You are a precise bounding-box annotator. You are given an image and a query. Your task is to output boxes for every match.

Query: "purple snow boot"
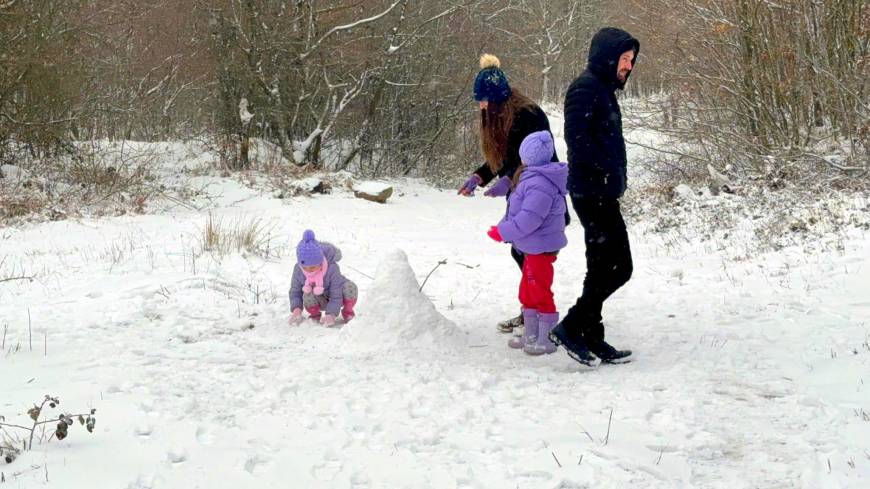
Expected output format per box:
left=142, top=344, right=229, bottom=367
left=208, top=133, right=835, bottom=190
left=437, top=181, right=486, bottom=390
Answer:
left=525, top=312, right=558, bottom=355
left=508, top=309, right=538, bottom=349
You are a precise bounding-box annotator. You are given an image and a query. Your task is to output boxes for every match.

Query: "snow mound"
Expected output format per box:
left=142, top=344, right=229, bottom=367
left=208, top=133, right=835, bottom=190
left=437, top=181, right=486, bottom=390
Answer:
left=342, top=249, right=464, bottom=351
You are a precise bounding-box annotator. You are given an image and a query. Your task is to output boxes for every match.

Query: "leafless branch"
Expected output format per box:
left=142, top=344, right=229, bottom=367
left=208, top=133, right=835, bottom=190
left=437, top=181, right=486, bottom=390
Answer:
left=300, top=1, right=403, bottom=60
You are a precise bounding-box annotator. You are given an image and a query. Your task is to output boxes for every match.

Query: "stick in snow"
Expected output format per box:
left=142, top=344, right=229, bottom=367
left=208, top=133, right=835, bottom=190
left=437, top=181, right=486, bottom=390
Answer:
left=0, top=275, right=33, bottom=284
left=578, top=423, right=594, bottom=442
left=346, top=265, right=374, bottom=280
left=419, top=259, right=447, bottom=292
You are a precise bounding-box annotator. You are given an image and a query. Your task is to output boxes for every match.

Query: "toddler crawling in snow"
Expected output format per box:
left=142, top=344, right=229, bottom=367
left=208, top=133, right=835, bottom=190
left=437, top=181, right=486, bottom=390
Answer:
left=288, top=230, right=358, bottom=327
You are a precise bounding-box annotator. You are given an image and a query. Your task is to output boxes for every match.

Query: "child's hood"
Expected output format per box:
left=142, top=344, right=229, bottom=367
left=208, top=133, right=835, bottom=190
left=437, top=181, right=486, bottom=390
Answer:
left=520, top=162, right=568, bottom=197
left=320, top=242, right=342, bottom=264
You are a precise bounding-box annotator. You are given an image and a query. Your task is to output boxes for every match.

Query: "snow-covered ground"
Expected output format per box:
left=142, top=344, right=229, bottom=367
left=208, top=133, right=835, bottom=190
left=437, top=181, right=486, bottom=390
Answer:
left=1, top=131, right=868, bottom=488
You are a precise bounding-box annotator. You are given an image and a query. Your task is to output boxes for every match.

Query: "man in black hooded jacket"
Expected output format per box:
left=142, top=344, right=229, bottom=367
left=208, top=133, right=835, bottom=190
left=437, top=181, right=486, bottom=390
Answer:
left=549, top=27, right=639, bottom=365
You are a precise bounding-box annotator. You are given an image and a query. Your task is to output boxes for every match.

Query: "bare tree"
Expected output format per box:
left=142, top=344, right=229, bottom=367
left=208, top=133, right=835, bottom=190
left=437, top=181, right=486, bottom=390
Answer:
left=196, top=0, right=409, bottom=169
left=0, top=0, right=91, bottom=159
left=3, top=0, right=864, bottom=193
left=616, top=0, right=868, bottom=186
left=485, top=0, right=602, bottom=103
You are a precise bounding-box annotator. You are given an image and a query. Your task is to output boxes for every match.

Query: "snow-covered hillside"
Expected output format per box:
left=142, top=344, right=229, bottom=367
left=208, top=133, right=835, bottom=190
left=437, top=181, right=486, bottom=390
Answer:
left=1, top=132, right=868, bottom=488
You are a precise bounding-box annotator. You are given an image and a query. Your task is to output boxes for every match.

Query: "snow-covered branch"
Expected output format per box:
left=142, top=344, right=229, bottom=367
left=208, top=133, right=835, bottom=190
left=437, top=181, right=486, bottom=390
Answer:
left=299, top=0, right=403, bottom=60
left=386, top=5, right=460, bottom=55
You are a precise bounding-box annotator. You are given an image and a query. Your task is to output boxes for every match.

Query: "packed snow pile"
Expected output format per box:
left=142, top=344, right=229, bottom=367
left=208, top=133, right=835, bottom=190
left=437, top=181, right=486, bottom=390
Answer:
left=342, top=249, right=465, bottom=351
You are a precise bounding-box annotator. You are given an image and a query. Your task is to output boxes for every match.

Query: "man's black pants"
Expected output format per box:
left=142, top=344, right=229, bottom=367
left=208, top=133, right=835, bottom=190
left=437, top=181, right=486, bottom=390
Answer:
left=563, top=196, right=633, bottom=342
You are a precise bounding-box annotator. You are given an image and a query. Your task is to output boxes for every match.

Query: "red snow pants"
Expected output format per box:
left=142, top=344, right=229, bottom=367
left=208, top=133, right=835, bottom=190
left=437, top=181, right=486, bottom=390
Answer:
left=518, top=253, right=557, bottom=313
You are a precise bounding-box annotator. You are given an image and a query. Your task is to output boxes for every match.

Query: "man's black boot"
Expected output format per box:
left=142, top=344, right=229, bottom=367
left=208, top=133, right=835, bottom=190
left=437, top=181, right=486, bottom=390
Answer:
left=586, top=336, right=632, bottom=364
left=549, top=321, right=599, bottom=366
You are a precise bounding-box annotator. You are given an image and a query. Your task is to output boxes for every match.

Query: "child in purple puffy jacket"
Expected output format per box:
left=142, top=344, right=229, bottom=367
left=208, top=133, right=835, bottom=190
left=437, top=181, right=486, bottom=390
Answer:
left=487, top=131, right=568, bottom=354
left=288, top=230, right=358, bottom=327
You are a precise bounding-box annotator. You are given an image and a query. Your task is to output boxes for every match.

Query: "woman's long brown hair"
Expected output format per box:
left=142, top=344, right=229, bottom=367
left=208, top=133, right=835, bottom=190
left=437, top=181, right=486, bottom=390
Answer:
left=480, top=88, right=535, bottom=174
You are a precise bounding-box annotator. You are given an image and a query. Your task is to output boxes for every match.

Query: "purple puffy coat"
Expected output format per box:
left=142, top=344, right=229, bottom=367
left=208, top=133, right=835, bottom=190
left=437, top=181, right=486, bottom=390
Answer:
left=497, top=162, right=569, bottom=255
left=288, top=242, right=347, bottom=315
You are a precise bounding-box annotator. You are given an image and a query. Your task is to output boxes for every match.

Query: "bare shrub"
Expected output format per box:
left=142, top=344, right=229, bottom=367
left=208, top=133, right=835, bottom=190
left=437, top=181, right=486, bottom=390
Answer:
left=1, top=140, right=164, bottom=221
left=623, top=181, right=870, bottom=259
left=0, top=395, right=97, bottom=466
left=0, top=189, right=48, bottom=221
left=200, top=214, right=277, bottom=258
left=617, top=0, right=868, bottom=189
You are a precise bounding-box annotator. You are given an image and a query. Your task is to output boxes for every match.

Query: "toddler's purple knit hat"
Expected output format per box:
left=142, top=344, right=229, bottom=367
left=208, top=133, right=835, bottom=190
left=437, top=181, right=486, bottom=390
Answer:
left=519, top=130, right=555, bottom=166
left=296, top=229, right=324, bottom=266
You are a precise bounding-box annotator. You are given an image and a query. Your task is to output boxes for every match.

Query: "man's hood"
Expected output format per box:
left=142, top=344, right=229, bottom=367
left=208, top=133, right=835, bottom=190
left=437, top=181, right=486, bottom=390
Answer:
left=587, top=27, right=640, bottom=90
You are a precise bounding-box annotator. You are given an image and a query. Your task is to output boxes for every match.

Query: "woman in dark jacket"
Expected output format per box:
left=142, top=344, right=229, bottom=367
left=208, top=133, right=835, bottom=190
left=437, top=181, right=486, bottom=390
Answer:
left=458, top=54, right=559, bottom=333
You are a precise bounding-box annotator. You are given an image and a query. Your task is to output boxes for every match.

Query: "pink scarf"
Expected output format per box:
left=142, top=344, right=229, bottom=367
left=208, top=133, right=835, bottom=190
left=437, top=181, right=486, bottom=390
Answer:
left=301, top=258, right=328, bottom=295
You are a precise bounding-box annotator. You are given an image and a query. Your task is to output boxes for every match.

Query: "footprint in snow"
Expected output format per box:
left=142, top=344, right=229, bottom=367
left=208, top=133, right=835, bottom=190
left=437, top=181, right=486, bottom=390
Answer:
left=279, top=383, right=299, bottom=399
left=126, top=473, right=158, bottom=489
left=195, top=425, right=214, bottom=445
left=167, top=447, right=188, bottom=464
left=513, top=470, right=553, bottom=485
left=350, top=470, right=371, bottom=489
left=347, top=423, right=367, bottom=441
left=133, top=423, right=154, bottom=438
left=243, top=453, right=272, bottom=475
left=551, top=481, right=590, bottom=489
left=312, top=450, right=343, bottom=481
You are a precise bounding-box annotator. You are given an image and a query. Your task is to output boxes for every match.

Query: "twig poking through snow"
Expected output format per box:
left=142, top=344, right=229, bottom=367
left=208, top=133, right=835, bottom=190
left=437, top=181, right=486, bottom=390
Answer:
left=578, top=424, right=594, bottom=442
left=419, top=259, right=447, bottom=293
left=604, top=408, right=613, bottom=445
left=0, top=275, right=33, bottom=284
left=346, top=265, right=374, bottom=280
left=551, top=451, right=562, bottom=468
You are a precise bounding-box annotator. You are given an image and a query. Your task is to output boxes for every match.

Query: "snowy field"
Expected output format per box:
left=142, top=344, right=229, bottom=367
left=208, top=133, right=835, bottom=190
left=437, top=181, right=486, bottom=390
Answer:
left=1, top=129, right=869, bottom=488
